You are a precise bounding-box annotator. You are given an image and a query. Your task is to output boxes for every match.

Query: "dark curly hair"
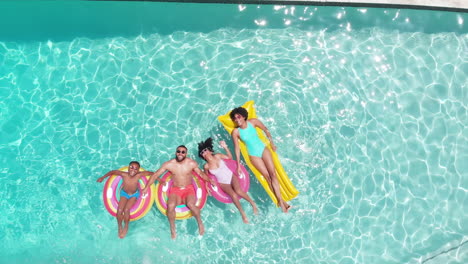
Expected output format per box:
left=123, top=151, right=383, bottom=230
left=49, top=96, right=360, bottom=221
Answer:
left=129, top=161, right=140, bottom=167
left=198, top=137, right=214, bottom=160
left=229, top=107, right=248, bottom=121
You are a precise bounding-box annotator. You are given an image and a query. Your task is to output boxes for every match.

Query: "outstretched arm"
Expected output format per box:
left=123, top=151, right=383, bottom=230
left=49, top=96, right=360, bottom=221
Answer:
left=202, top=164, right=213, bottom=194
left=142, top=165, right=167, bottom=193
left=231, top=129, right=242, bottom=168
left=251, top=118, right=276, bottom=151
left=138, top=171, right=154, bottom=178
left=203, top=164, right=209, bottom=175
left=97, top=170, right=126, bottom=183
left=194, top=166, right=214, bottom=184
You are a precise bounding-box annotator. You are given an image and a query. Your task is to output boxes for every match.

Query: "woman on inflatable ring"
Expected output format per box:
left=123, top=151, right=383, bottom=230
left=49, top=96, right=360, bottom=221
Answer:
left=198, top=138, right=258, bottom=224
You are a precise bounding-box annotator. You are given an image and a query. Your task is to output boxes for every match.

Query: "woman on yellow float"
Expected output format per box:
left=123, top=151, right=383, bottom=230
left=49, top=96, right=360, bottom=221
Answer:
left=230, top=106, right=291, bottom=213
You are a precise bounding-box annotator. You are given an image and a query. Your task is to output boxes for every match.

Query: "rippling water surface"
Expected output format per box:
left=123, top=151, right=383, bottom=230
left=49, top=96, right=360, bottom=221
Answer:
left=0, top=3, right=467, bottom=264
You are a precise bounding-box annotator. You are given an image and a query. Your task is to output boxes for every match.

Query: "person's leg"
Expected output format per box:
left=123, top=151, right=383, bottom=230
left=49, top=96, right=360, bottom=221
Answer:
left=116, top=197, right=128, bottom=238
left=231, top=175, right=258, bottom=215
left=166, top=193, right=181, bottom=239
left=219, top=182, right=248, bottom=223
left=249, top=156, right=275, bottom=194
left=250, top=150, right=289, bottom=212
left=185, top=195, right=205, bottom=236
left=120, top=197, right=138, bottom=238
left=261, top=148, right=290, bottom=212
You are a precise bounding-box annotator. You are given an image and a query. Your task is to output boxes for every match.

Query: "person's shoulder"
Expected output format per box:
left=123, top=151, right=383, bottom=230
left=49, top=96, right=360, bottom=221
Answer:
left=186, top=157, right=197, bottom=164
left=185, top=158, right=199, bottom=167
left=214, top=153, right=225, bottom=159
left=138, top=170, right=153, bottom=175
left=119, top=171, right=130, bottom=176
left=249, top=118, right=263, bottom=127
left=167, top=158, right=178, bottom=165
left=161, top=159, right=176, bottom=168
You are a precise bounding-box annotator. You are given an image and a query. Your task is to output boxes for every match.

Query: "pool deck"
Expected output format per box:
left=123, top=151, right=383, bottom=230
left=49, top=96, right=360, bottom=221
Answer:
left=250, top=0, right=468, bottom=11
left=320, top=0, right=467, bottom=10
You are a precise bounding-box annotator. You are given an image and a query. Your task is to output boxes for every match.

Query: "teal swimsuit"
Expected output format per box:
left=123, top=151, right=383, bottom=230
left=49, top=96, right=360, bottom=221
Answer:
left=239, top=122, right=265, bottom=157
left=120, top=189, right=140, bottom=199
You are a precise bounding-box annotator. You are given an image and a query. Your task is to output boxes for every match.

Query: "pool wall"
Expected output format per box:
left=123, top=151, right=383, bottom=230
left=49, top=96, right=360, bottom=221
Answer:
left=0, top=1, right=466, bottom=42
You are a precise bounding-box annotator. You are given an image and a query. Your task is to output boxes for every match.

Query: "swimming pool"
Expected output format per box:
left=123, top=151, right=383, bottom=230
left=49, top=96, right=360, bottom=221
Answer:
left=0, top=1, right=467, bottom=263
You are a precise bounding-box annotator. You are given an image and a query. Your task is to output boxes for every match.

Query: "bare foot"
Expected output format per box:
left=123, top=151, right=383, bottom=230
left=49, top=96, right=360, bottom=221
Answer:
left=280, top=202, right=291, bottom=213
left=198, top=222, right=205, bottom=236
left=118, top=226, right=122, bottom=238
left=120, top=225, right=128, bottom=239
left=170, top=227, right=177, bottom=240
left=242, top=215, right=249, bottom=224
left=253, top=205, right=259, bottom=215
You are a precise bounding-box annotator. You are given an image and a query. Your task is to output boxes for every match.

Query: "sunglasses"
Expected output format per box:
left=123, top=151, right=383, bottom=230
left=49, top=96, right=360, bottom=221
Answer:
left=200, top=148, right=210, bottom=155
left=232, top=114, right=244, bottom=121
left=176, top=150, right=186, bottom=154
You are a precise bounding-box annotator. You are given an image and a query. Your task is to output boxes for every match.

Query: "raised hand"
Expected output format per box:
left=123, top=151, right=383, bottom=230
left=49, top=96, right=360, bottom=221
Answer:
left=219, top=140, right=228, bottom=148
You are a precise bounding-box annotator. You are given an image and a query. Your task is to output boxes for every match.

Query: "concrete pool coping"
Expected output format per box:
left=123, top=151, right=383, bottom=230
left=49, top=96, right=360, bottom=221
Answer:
left=270, top=0, right=467, bottom=10
left=155, top=0, right=468, bottom=12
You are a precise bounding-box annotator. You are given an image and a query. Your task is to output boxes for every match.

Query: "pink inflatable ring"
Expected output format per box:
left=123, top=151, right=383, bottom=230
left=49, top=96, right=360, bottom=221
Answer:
left=102, top=166, right=155, bottom=221
left=207, top=159, right=250, bottom=203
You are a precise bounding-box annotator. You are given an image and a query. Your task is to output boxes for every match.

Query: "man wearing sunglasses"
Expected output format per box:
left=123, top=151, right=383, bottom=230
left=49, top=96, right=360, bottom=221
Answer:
left=143, top=145, right=213, bottom=239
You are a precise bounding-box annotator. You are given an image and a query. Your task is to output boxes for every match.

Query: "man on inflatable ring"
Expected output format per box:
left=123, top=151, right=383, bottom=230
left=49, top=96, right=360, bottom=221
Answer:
left=97, top=161, right=155, bottom=239
left=142, top=145, right=214, bottom=239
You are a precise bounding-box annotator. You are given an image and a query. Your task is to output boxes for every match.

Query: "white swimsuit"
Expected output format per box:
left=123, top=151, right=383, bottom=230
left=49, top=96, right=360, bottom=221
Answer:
left=209, top=159, right=233, bottom=184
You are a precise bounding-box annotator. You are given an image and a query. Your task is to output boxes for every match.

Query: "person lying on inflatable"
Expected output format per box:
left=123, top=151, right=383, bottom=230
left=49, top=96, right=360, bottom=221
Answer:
left=198, top=137, right=258, bottom=223
left=230, top=106, right=291, bottom=213
left=143, top=145, right=213, bottom=239
left=97, top=161, right=155, bottom=239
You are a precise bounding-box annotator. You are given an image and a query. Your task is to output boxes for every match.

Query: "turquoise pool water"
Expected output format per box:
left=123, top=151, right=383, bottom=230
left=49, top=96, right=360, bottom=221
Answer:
left=0, top=1, right=467, bottom=263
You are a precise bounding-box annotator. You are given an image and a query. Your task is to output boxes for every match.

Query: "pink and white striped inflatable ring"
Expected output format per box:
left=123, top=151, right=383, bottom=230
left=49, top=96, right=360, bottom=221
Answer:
left=154, top=171, right=208, bottom=220
left=102, top=166, right=155, bottom=221
left=207, top=159, right=250, bottom=203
